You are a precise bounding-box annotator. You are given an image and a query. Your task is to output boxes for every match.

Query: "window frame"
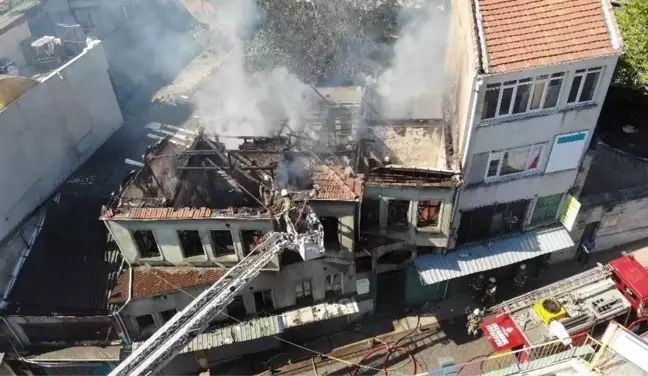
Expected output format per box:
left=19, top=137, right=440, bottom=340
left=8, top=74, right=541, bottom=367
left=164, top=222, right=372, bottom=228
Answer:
left=324, top=273, right=343, bottom=299
left=135, top=314, right=156, bottom=330
left=416, top=200, right=443, bottom=230
left=484, top=143, right=545, bottom=182
left=160, top=309, right=177, bottom=323
left=567, top=67, right=602, bottom=105
left=131, top=229, right=162, bottom=259
left=295, top=278, right=313, bottom=305
left=387, top=199, right=410, bottom=230
left=482, top=72, right=565, bottom=120
left=177, top=229, right=206, bottom=258
left=253, top=289, right=275, bottom=312
left=209, top=229, right=236, bottom=257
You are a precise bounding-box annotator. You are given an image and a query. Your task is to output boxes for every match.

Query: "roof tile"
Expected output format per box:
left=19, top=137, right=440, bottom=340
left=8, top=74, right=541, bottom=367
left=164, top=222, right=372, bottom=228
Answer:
left=109, top=267, right=226, bottom=303
left=126, top=207, right=213, bottom=220
left=478, top=0, right=619, bottom=73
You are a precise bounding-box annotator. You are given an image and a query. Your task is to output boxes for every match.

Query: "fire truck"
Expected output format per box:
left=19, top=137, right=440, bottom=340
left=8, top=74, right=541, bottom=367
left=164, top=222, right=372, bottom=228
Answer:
left=480, top=255, right=648, bottom=354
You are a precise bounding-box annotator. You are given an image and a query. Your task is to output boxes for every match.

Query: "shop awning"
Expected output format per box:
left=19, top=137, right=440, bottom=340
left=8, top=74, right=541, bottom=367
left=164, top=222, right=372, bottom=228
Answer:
left=415, top=226, right=574, bottom=285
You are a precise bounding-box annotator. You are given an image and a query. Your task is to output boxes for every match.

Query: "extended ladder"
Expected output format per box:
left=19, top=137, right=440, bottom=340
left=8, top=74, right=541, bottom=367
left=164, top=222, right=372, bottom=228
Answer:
left=109, top=232, right=291, bottom=376
left=490, top=263, right=613, bottom=314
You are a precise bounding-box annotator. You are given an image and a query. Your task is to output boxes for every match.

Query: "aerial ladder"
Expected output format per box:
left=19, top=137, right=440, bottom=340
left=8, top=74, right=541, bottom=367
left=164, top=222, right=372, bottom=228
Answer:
left=109, top=210, right=324, bottom=376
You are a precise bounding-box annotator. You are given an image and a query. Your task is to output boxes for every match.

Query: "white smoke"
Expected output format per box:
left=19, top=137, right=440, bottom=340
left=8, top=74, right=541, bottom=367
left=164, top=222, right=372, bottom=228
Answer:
left=192, top=0, right=318, bottom=148
left=377, top=0, right=449, bottom=118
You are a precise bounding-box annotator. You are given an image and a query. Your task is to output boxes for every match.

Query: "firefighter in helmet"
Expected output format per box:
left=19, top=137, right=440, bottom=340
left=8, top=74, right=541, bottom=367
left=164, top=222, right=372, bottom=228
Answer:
left=472, top=273, right=486, bottom=294
left=466, top=308, right=483, bottom=337
left=514, top=264, right=528, bottom=288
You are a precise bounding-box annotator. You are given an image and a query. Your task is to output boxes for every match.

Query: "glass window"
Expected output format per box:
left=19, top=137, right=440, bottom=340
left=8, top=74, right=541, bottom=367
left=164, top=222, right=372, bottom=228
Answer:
left=567, top=67, right=602, bottom=104
left=324, top=273, right=342, bottom=299
left=530, top=193, right=563, bottom=225
left=133, top=230, right=160, bottom=258
left=482, top=73, right=565, bottom=119
left=486, top=144, right=544, bottom=180
left=417, top=200, right=442, bottom=228
left=295, top=279, right=313, bottom=305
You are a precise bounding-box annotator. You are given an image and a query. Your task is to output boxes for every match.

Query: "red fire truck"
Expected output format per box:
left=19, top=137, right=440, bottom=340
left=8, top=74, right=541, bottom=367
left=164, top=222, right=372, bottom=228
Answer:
left=480, top=255, right=648, bottom=354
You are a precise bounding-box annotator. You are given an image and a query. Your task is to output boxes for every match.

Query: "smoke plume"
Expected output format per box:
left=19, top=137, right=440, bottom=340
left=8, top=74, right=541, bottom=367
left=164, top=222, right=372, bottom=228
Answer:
left=376, top=0, right=449, bottom=118
left=192, top=0, right=319, bottom=148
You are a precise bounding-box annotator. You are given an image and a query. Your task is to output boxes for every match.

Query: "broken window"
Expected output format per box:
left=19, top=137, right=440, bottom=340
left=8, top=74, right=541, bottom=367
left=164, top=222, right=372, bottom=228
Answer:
left=417, top=200, right=441, bottom=228
left=227, top=295, right=247, bottom=321
left=530, top=193, right=563, bottom=226
left=210, top=230, right=235, bottom=256
left=320, top=217, right=340, bottom=249
left=241, top=230, right=265, bottom=255
left=160, top=309, right=177, bottom=322
left=133, top=230, right=160, bottom=258
left=361, top=199, right=380, bottom=229
left=482, top=73, right=565, bottom=119
left=568, top=67, right=602, bottom=104
left=253, top=289, right=274, bottom=312
left=178, top=230, right=205, bottom=258
left=324, top=273, right=342, bottom=299
left=295, top=279, right=313, bottom=306
left=486, top=144, right=544, bottom=179
left=387, top=200, right=409, bottom=230
left=136, top=314, right=155, bottom=330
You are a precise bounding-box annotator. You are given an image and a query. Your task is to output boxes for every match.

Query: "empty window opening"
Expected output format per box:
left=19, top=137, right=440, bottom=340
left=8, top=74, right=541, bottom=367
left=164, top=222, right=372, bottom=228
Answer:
left=387, top=200, right=409, bottom=230
left=280, top=249, right=304, bottom=266
left=160, top=309, right=177, bottom=322
left=178, top=230, right=204, bottom=258
left=210, top=230, right=235, bottom=256
left=320, top=216, right=340, bottom=249
left=325, top=273, right=342, bottom=299
left=227, top=295, right=247, bottom=321
left=361, top=199, right=380, bottom=229
left=355, top=255, right=373, bottom=273
left=241, top=230, right=265, bottom=255
left=482, top=73, right=565, bottom=119
left=133, top=230, right=160, bottom=258
left=254, top=289, right=274, bottom=312
left=417, top=200, right=441, bottom=228
left=530, top=194, right=563, bottom=226
left=295, top=279, right=313, bottom=306
left=486, top=144, right=544, bottom=180
left=136, top=314, right=155, bottom=330
left=568, top=67, right=602, bottom=104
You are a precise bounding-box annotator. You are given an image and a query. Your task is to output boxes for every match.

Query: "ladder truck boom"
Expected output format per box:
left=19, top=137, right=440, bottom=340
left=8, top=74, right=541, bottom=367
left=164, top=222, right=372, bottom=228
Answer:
left=110, top=210, right=323, bottom=376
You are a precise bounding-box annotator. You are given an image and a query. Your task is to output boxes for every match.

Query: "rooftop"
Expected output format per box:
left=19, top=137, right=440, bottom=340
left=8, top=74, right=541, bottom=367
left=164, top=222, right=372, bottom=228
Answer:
left=110, top=267, right=226, bottom=304
left=476, top=0, right=620, bottom=73
left=359, top=123, right=459, bottom=187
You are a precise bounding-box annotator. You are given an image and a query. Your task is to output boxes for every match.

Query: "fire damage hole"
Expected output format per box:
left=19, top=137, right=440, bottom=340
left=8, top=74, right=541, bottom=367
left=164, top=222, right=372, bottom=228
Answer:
left=133, top=229, right=161, bottom=258
left=210, top=230, right=235, bottom=256
left=227, top=296, right=247, bottom=321
left=178, top=230, right=205, bottom=257
left=377, top=249, right=412, bottom=265
left=253, top=289, right=274, bottom=313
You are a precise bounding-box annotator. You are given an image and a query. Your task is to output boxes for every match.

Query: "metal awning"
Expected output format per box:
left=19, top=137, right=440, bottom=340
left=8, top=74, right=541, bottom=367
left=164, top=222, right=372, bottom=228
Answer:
left=416, top=226, right=574, bottom=285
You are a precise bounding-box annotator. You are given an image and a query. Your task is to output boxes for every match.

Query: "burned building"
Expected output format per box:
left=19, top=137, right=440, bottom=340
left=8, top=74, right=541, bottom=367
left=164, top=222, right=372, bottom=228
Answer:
left=102, top=131, right=368, bottom=371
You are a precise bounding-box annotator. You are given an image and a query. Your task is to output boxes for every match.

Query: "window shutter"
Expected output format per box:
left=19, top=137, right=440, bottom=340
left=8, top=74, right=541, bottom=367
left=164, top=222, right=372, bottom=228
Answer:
left=466, top=152, right=489, bottom=185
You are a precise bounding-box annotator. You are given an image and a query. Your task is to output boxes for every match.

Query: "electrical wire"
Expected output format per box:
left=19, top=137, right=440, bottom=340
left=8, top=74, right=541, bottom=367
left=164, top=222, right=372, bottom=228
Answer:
left=141, top=267, right=408, bottom=375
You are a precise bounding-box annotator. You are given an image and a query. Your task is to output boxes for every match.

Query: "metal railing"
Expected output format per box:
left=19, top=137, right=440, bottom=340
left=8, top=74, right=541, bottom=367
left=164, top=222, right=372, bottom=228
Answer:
left=590, top=346, right=645, bottom=376
left=428, top=333, right=600, bottom=376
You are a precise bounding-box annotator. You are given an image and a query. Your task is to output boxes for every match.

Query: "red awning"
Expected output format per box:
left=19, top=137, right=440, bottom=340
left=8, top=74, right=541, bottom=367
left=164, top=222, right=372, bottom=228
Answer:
left=480, top=314, right=527, bottom=351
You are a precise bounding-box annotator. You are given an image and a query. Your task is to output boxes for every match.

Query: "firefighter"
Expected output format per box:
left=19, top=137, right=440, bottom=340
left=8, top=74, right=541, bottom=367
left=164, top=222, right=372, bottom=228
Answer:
left=466, top=308, right=483, bottom=337
left=482, top=277, right=497, bottom=305
left=514, top=264, right=528, bottom=288
left=472, top=273, right=486, bottom=294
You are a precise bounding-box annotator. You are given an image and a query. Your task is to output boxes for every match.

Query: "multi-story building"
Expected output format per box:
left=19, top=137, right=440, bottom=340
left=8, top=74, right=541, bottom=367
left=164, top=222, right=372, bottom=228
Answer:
left=417, top=0, right=623, bottom=290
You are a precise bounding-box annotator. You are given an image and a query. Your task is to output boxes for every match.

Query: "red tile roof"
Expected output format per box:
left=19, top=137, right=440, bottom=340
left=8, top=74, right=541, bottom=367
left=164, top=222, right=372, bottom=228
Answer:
left=312, top=165, right=363, bottom=200
left=109, top=267, right=226, bottom=303
left=128, top=207, right=212, bottom=219
left=478, top=0, right=618, bottom=73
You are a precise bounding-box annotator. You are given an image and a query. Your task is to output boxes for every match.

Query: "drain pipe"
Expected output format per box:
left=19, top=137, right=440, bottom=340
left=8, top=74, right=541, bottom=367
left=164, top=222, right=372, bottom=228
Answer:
left=460, top=77, right=483, bottom=169
left=0, top=210, right=47, bottom=310
left=104, top=220, right=134, bottom=344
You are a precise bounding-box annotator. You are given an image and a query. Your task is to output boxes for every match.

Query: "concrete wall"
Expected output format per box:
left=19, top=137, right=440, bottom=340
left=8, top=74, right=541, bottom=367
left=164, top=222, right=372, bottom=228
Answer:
left=450, top=55, right=619, bottom=247
left=0, top=21, right=30, bottom=68
left=0, top=40, right=122, bottom=243
left=444, top=0, right=479, bottom=158
left=565, top=185, right=648, bottom=260
left=120, top=259, right=356, bottom=338
left=105, top=217, right=275, bottom=266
